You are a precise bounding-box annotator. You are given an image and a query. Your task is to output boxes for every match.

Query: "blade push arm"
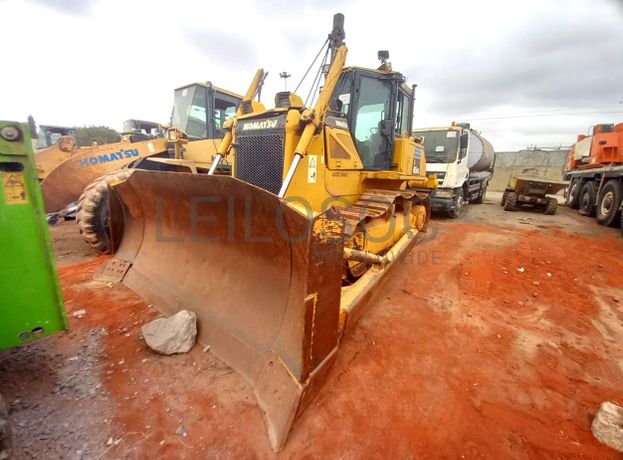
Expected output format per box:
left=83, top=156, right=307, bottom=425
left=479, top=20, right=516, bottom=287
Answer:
left=278, top=45, right=347, bottom=197
left=208, top=69, right=266, bottom=175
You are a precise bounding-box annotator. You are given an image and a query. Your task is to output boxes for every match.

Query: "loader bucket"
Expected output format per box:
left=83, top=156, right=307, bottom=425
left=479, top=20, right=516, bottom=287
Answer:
left=106, top=170, right=345, bottom=450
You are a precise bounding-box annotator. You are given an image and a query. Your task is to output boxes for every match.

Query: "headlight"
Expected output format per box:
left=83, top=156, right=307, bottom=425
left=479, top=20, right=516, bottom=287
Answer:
left=167, top=128, right=178, bottom=142
left=434, top=189, right=455, bottom=199
left=0, top=126, right=21, bottom=141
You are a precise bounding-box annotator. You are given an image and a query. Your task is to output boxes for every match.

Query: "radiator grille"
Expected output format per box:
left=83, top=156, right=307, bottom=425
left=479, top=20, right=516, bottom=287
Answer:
left=234, top=133, right=285, bottom=194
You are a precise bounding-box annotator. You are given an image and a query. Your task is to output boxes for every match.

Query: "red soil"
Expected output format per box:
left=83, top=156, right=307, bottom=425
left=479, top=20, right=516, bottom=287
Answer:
left=57, top=221, right=623, bottom=458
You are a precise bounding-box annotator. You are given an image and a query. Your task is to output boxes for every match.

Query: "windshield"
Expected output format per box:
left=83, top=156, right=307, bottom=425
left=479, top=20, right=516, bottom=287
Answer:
left=213, top=97, right=237, bottom=138
left=172, top=85, right=208, bottom=138
left=36, top=129, right=50, bottom=149
left=413, top=130, right=459, bottom=163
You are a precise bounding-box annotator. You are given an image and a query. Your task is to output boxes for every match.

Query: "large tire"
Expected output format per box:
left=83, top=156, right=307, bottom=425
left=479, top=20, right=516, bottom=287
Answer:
left=448, top=188, right=464, bottom=219
left=544, top=197, right=558, bottom=215
left=76, top=170, right=132, bottom=253
left=596, top=180, right=622, bottom=227
left=578, top=181, right=596, bottom=217
left=504, top=191, right=518, bottom=211
left=473, top=183, right=487, bottom=204
left=566, top=179, right=582, bottom=209
left=500, top=190, right=509, bottom=206
left=0, top=395, right=12, bottom=460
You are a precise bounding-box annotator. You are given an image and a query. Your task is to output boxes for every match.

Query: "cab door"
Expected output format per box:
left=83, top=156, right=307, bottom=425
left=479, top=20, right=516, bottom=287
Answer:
left=351, top=75, right=395, bottom=170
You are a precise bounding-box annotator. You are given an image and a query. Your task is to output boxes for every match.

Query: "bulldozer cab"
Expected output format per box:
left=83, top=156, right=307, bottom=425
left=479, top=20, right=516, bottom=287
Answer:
left=171, top=83, right=240, bottom=140
left=331, top=68, right=414, bottom=170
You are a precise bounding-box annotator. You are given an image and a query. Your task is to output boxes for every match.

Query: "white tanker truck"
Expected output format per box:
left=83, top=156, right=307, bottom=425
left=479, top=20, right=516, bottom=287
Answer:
left=413, top=122, right=495, bottom=218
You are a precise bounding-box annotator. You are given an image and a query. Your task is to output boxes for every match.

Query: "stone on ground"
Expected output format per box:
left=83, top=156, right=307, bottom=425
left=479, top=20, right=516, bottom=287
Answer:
left=592, top=401, right=623, bottom=452
left=141, top=310, right=197, bottom=355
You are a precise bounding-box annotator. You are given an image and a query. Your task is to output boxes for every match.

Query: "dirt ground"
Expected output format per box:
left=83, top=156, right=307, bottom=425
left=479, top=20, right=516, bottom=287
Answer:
left=1, top=195, right=622, bottom=459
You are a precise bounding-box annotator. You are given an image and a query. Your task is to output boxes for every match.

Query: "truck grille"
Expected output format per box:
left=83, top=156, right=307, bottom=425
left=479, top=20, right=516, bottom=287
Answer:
left=234, top=133, right=285, bottom=194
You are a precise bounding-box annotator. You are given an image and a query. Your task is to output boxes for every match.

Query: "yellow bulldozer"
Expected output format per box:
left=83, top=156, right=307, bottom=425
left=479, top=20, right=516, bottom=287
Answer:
left=37, top=82, right=243, bottom=219
left=74, top=81, right=261, bottom=253
left=99, top=13, right=435, bottom=450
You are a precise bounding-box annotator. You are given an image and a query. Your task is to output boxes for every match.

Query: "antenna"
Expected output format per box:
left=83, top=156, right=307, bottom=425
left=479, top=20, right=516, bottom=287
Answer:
left=279, top=72, right=291, bottom=91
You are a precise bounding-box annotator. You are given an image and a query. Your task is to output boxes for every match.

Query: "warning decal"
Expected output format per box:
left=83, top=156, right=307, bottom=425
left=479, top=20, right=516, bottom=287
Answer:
left=307, top=155, right=318, bottom=183
left=3, top=172, right=28, bottom=205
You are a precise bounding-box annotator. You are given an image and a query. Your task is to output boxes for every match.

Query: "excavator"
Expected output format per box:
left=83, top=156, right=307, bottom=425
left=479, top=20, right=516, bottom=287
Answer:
left=99, top=13, right=436, bottom=450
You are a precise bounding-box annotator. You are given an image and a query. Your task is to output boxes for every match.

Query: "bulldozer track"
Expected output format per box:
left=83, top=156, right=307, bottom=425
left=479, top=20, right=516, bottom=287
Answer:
left=337, top=188, right=429, bottom=237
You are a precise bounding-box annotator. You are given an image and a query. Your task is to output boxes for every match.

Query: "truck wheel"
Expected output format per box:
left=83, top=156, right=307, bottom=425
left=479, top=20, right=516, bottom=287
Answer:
left=473, top=184, right=487, bottom=204
left=448, top=188, right=464, bottom=219
left=565, top=179, right=582, bottom=209
left=0, top=395, right=12, bottom=460
left=544, top=197, right=558, bottom=215
left=596, top=180, right=622, bottom=227
left=76, top=169, right=132, bottom=254
left=500, top=190, right=509, bottom=206
left=504, top=191, right=518, bottom=211
left=578, top=181, right=596, bottom=217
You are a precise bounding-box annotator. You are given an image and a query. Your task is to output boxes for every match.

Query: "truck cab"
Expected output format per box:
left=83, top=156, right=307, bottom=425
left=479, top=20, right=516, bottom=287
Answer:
left=413, top=123, right=494, bottom=218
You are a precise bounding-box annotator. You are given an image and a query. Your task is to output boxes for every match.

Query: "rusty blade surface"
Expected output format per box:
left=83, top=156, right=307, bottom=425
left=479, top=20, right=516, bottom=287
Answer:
left=40, top=138, right=168, bottom=212
left=109, top=170, right=344, bottom=450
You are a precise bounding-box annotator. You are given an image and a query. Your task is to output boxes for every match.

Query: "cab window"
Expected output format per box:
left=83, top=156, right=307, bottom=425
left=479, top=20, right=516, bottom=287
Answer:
left=172, top=86, right=208, bottom=138
left=395, top=90, right=411, bottom=136
left=353, top=76, right=392, bottom=169
left=213, top=96, right=238, bottom=138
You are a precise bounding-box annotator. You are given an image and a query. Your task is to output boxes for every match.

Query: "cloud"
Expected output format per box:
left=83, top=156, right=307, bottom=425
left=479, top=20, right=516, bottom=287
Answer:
left=412, top=13, right=623, bottom=116
left=2, top=0, right=622, bottom=150
left=181, top=28, right=260, bottom=70
left=24, top=0, right=95, bottom=16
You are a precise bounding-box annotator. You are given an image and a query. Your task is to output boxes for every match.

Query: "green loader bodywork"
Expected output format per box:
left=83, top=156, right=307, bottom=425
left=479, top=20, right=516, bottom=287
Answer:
left=0, top=121, right=67, bottom=350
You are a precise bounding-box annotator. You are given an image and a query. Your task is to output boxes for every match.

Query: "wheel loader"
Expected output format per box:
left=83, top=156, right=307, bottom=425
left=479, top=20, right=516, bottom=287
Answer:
left=98, top=13, right=436, bottom=450
left=39, top=83, right=243, bottom=216
left=75, top=78, right=263, bottom=253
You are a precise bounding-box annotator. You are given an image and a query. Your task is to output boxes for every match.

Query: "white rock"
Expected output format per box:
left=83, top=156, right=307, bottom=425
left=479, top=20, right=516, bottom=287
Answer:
left=141, top=310, right=197, bottom=355
left=592, top=401, right=623, bottom=452
left=72, top=309, right=86, bottom=318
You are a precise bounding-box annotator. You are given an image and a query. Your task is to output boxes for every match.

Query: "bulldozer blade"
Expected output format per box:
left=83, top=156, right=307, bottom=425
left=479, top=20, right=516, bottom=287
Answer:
left=108, top=170, right=345, bottom=450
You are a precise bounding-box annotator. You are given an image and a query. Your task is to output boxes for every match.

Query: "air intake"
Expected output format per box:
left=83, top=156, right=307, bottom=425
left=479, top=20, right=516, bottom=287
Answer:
left=241, top=100, right=254, bottom=115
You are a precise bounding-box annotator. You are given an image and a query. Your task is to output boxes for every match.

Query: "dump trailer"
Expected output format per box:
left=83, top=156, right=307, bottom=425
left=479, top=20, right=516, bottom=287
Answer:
left=501, top=175, right=567, bottom=214
left=413, top=123, right=495, bottom=218
left=0, top=120, right=68, bottom=459
left=564, top=122, right=623, bottom=228
left=39, top=83, right=242, bottom=215
left=75, top=81, right=247, bottom=253
left=98, top=13, right=435, bottom=450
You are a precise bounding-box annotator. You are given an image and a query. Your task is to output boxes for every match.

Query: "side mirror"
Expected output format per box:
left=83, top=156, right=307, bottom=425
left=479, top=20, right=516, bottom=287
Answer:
left=459, top=132, right=469, bottom=160
left=460, top=132, right=469, bottom=150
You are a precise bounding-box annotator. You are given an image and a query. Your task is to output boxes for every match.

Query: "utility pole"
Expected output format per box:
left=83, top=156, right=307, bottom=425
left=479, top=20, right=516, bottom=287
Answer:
left=279, top=72, right=291, bottom=91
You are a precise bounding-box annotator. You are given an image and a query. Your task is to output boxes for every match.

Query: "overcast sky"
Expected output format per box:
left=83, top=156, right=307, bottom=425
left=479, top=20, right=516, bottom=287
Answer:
left=1, top=0, right=622, bottom=150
